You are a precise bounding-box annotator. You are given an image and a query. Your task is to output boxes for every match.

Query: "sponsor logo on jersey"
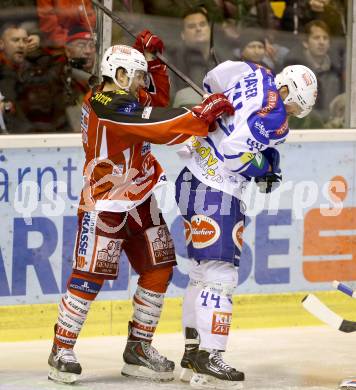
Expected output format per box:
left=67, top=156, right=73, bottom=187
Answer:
left=78, top=212, right=91, bottom=256
left=275, top=118, right=289, bottom=136
left=239, top=152, right=255, bottom=164
left=118, top=102, right=138, bottom=114
left=254, top=119, right=269, bottom=138
left=232, top=221, right=244, bottom=252
left=212, top=311, right=232, bottom=335
left=146, top=225, right=176, bottom=264
left=183, top=219, right=192, bottom=244
left=190, top=136, right=219, bottom=177
left=142, top=106, right=152, bottom=119
left=69, top=278, right=101, bottom=295
left=247, top=138, right=264, bottom=151
left=141, top=141, right=151, bottom=155
left=191, top=215, right=221, bottom=249
left=91, top=92, right=112, bottom=105
left=94, top=238, right=121, bottom=276
left=258, top=91, right=278, bottom=117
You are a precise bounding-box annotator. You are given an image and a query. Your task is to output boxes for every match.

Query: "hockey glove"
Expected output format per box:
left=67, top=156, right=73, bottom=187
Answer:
left=255, top=148, right=282, bottom=193
left=134, top=30, right=164, bottom=54
left=191, top=93, right=234, bottom=130
left=255, top=172, right=282, bottom=193
left=262, top=148, right=280, bottom=173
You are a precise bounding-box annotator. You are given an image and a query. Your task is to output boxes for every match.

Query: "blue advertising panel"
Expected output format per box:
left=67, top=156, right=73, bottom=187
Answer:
left=0, top=141, right=355, bottom=305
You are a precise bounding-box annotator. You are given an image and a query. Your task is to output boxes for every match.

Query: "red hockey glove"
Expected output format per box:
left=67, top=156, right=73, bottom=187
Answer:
left=133, top=30, right=164, bottom=54
left=191, top=93, right=234, bottom=130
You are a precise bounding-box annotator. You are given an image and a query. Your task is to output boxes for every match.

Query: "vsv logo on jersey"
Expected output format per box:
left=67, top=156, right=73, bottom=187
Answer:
left=212, top=311, right=232, bottom=335
left=191, top=215, right=221, bottom=249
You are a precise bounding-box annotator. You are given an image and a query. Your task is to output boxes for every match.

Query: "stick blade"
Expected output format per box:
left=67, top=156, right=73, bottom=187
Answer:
left=302, top=294, right=343, bottom=330
left=339, top=319, right=356, bottom=333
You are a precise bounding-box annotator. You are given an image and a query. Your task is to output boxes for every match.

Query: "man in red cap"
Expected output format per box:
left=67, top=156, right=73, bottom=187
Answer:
left=65, top=27, right=95, bottom=74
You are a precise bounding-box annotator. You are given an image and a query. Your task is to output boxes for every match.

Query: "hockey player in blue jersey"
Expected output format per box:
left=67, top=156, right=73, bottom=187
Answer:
left=175, top=62, right=318, bottom=389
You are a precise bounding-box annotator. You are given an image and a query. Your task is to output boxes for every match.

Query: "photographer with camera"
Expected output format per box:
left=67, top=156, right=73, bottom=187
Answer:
left=63, top=27, right=96, bottom=131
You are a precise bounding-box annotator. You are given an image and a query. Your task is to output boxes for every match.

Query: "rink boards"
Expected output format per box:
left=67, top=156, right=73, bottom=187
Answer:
left=0, top=131, right=355, bottom=341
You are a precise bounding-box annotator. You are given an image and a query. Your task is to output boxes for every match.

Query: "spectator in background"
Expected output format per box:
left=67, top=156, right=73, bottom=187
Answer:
left=36, top=0, right=96, bottom=49
left=64, top=27, right=96, bottom=131
left=281, top=0, right=346, bottom=36
left=64, top=26, right=95, bottom=74
left=234, top=30, right=267, bottom=66
left=168, top=6, right=227, bottom=107
left=284, top=20, right=341, bottom=127
left=0, top=23, right=30, bottom=133
left=167, top=7, right=216, bottom=94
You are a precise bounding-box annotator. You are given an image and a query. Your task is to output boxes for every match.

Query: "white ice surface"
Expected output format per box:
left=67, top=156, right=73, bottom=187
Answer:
left=1, top=326, right=355, bottom=390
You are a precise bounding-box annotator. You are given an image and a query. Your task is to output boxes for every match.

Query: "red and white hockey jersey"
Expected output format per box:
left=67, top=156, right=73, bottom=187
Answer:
left=79, top=64, right=208, bottom=212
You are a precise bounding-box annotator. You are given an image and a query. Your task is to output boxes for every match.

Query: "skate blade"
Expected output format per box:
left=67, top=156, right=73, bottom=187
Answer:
left=190, top=373, right=244, bottom=390
left=121, top=363, right=174, bottom=382
left=339, top=378, right=356, bottom=389
left=180, top=367, right=193, bottom=382
left=48, top=366, right=79, bottom=384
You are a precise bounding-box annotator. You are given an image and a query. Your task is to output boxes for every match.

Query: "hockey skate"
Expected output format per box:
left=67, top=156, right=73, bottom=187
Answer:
left=121, top=322, right=175, bottom=382
left=339, top=378, right=356, bottom=389
left=180, top=327, right=200, bottom=382
left=190, top=349, right=244, bottom=389
left=48, top=345, right=82, bottom=384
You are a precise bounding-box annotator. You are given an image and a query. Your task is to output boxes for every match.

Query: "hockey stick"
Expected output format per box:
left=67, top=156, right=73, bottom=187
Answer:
left=333, top=280, right=356, bottom=298
left=92, top=0, right=205, bottom=97
left=302, top=294, right=356, bottom=333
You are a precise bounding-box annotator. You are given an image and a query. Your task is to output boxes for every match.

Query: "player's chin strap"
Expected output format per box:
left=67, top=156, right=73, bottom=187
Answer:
left=189, top=278, right=235, bottom=296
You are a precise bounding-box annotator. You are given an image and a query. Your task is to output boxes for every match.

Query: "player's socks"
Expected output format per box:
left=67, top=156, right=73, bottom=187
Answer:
left=48, top=272, right=103, bottom=383
left=122, top=267, right=175, bottom=381
left=190, top=349, right=244, bottom=389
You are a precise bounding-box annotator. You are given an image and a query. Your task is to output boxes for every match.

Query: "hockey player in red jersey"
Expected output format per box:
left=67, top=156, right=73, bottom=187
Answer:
left=47, top=29, right=234, bottom=384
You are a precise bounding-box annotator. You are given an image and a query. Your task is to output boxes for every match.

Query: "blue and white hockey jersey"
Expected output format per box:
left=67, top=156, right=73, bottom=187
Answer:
left=180, top=61, right=289, bottom=198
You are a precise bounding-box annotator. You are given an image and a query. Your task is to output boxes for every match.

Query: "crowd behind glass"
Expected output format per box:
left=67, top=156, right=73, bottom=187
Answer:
left=0, top=0, right=347, bottom=134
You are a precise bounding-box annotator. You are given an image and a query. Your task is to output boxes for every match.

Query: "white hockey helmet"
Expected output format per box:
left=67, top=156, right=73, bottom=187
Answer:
left=101, top=44, right=148, bottom=89
left=275, top=65, right=317, bottom=118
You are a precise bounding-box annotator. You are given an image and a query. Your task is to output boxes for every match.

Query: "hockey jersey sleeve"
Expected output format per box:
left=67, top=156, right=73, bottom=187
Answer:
left=138, top=60, right=169, bottom=107
left=90, top=91, right=208, bottom=146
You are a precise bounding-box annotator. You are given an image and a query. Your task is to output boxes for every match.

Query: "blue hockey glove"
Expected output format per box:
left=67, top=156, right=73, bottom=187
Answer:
left=255, top=148, right=282, bottom=193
